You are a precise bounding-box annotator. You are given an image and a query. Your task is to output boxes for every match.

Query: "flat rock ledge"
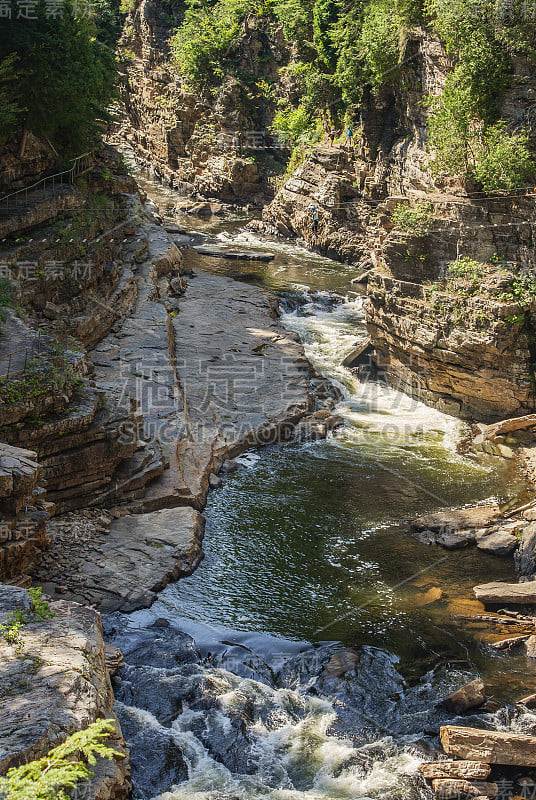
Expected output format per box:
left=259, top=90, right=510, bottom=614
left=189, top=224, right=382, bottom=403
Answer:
left=473, top=581, right=536, bottom=606
left=33, top=257, right=317, bottom=613
left=35, top=507, right=204, bottom=613
left=0, top=585, right=130, bottom=799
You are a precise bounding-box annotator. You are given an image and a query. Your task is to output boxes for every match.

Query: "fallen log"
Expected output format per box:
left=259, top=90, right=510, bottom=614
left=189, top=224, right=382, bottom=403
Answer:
left=419, top=761, right=491, bottom=780
left=453, top=613, right=534, bottom=630
left=518, top=692, right=536, bottom=708
left=483, top=414, right=536, bottom=441
left=504, top=499, right=536, bottom=519
left=440, top=725, right=536, bottom=766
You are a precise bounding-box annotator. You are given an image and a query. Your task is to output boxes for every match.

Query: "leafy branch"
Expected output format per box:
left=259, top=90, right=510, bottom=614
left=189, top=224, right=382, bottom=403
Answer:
left=0, top=719, right=122, bottom=800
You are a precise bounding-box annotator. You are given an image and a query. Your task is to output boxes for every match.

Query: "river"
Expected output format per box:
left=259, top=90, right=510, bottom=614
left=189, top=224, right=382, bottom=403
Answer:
left=105, top=168, right=536, bottom=800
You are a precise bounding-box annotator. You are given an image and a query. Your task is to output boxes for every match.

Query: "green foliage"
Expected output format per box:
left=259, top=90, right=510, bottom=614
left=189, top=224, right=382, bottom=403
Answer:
left=274, top=0, right=314, bottom=53
left=0, top=615, right=25, bottom=652
left=474, top=122, right=535, bottom=190
left=426, top=0, right=513, bottom=122
left=171, top=0, right=257, bottom=86
left=0, top=277, right=12, bottom=332
left=272, top=102, right=315, bottom=145
left=0, top=587, right=55, bottom=653
left=0, top=55, right=21, bottom=138
left=169, top=0, right=535, bottom=188
left=429, top=89, right=535, bottom=189
left=500, top=274, right=536, bottom=305
left=313, top=0, right=339, bottom=68
left=359, top=0, right=400, bottom=86
left=391, top=202, right=434, bottom=234
left=0, top=278, right=11, bottom=309
left=0, top=349, right=78, bottom=407
left=0, top=8, right=117, bottom=155
left=27, top=587, right=55, bottom=622
left=428, top=76, right=480, bottom=179
left=426, top=0, right=535, bottom=189
left=0, top=719, right=121, bottom=800
left=444, top=257, right=488, bottom=295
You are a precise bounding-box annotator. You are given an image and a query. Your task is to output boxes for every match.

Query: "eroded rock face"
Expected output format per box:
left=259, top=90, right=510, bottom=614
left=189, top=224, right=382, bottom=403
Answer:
left=0, top=443, right=52, bottom=582
left=118, top=0, right=290, bottom=203
left=258, top=145, right=377, bottom=263
left=0, top=585, right=130, bottom=799
left=0, top=132, right=59, bottom=195
left=364, top=267, right=536, bottom=422
left=256, top=31, right=536, bottom=422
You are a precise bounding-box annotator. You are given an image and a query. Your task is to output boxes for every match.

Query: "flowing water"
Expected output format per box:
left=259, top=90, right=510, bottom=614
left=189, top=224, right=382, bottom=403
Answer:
left=107, top=166, right=536, bottom=800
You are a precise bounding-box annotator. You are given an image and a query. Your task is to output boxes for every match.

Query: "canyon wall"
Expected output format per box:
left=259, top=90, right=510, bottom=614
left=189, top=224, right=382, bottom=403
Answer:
left=257, top=30, right=536, bottom=422
left=118, top=0, right=292, bottom=203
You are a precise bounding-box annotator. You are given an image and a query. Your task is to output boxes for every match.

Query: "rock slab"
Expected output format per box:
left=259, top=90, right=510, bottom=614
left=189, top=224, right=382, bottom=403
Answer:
left=0, top=586, right=129, bottom=798
left=441, top=725, right=536, bottom=766
left=37, top=507, right=204, bottom=613
left=419, top=761, right=491, bottom=780
left=473, top=581, right=536, bottom=606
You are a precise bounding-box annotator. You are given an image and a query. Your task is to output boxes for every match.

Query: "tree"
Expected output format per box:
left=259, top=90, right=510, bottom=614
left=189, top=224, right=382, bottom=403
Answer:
left=312, top=0, right=339, bottom=68
left=359, top=0, right=400, bottom=87
left=0, top=55, right=21, bottom=139
left=0, top=5, right=117, bottom=155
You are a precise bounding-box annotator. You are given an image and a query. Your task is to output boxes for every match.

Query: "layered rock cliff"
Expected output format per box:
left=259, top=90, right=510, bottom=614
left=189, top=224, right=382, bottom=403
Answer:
left=256, top=29, right=536, bottom=422
left=118, top=0, right=292, bottom=203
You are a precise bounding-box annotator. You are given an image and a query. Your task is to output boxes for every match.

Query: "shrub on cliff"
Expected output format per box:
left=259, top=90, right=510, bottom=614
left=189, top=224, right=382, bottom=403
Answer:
left=0, top=719, right=121, bottom=800
left=474, top=123, right=535, bottom=191
left=359, top=0, right=401, bottom=87
left=171, top=0, right=263, bottom=86
left=0, top=278, right=12, bottom=336
left=426, top=0, right=535, bottom=190
left=391, top=202, right=434, bottom=234
left=429, top=88, right=535, bottom=190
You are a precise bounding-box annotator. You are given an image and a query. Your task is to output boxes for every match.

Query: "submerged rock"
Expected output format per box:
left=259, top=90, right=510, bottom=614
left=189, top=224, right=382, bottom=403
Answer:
left=194, top=245, right=275, bottom=261
left=441, top=679, right=486, bottom=714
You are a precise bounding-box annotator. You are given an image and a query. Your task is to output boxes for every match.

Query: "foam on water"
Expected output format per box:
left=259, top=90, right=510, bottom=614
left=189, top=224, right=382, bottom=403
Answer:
left=152, top=685, right=422, bottom=800
left=282, top=295, right=483, bottom=469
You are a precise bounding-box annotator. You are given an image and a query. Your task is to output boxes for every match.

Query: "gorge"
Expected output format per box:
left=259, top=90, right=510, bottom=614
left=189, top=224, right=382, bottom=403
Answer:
left=2, top=1, right=536, bottom=799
